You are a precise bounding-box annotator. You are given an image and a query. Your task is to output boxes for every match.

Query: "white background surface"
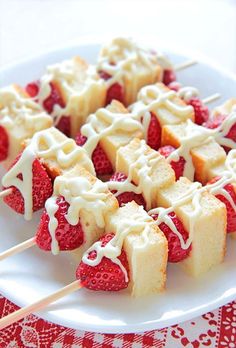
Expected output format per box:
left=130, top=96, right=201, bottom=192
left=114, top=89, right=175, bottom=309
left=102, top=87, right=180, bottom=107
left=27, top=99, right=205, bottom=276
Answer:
left=0, top=0, right=236, bottom=71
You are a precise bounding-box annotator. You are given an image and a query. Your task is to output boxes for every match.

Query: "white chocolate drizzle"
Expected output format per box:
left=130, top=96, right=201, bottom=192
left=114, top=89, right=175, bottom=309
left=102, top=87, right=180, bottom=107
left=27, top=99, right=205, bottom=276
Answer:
left=108, top=140, right=162, bottom=210
left=149, top=181, right=204, bottom=250
left=2, top=128, right=94, bottom=220
left=213, top=111, right=236, bottom=149
left=45, top=172, right=111, bottom=254
left=129, top=83, right=194, bottom=142
left=177, top=86, right=199, bottom=102
left=82, top=205, right=155, bottom=282
left=80, top=107, right=143, bottom=158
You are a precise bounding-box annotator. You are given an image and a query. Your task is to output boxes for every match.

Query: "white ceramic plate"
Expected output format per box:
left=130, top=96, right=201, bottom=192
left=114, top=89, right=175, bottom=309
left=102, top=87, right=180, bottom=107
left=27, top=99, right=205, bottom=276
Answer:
left=0, top=39, right=236, bottom=334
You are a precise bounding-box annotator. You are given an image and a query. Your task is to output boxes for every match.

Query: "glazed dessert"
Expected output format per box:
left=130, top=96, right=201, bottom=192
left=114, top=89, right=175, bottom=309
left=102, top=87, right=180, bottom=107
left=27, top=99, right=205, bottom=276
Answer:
left=0, top=37, right=235, bottom=305
left=26, top=57, right=106, bottom=137
left=0, top=85, right=52, bottom=167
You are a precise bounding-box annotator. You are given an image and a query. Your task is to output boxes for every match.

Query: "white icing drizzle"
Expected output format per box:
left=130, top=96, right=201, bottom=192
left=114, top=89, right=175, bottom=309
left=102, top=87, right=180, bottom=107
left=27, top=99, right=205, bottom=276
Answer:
left=0, top=85, right=51, bottom=132
left=45, top=196, right=59, bottom=255
left=80, top=107, right=143, bottom=157
left=165, top=120, right=214, bottom=180
left=177, top=86, right=199, bottom=103
left=37, top=59, right=104, bottom=126
left=129, top=83, right=194, bottom=142
left=108, top=140, right=162, bottom=210
left=97, top=37, right=162, bottom=87
left=2, top=128, right=94, bottom=220
left=45, top=172, right=111, bottom=254
left=213, top=111, right=236, bottom=149
left=82, top=205, right=155, bottom=282
left=149, top=181, right=204, bottom=250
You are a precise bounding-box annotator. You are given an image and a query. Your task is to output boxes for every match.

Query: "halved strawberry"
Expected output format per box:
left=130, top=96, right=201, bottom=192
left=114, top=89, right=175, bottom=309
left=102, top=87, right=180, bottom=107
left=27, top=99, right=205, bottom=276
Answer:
left=56, top=116, right=71, bottom=137
left=43, top=82, right=65, bottom=114
left=187, top=97, right=209, bottom=125
left=75, top=133, right=113, bottom=176
left=0, top=125, right=9, bottom=161
left=204, top=114, right=236, bottom=153
left=159, top=145, right=185, bottom=180
left=99, top=70, right=124, bottom=105
left=207, top=176, right=236, bottom=233
left=152, top=212, right=191, bottom=262
left=25, top=81, right=40, bottom=97
left=36, top=195, right=84, bottom=251
left=162, top=69, right=176, bottom=86
left=109, top=172, right=146, bottom=208
left=146, top=112, right=162, bottom=150
left=3, top=153, right=53, bottom=215
left=76, top=233, right=129, bottom=291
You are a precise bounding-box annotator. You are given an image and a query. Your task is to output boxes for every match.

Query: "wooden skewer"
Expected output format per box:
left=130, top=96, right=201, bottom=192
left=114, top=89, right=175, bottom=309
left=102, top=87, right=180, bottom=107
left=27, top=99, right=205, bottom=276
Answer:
left=174, top=59, right=197, bottom=72
left=0, top=280, right=82, bottom=330
left=0, top=188, right=12, bottom=198
left=0, top=237, right=36, bottom=261
left=202, top=93, right=221, bottom=105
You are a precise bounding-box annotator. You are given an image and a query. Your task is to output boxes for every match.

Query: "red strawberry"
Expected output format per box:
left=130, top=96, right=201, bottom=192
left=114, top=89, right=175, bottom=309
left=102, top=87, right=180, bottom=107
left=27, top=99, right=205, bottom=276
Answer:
left=56, top=116, right=71, bottom=137
left=25, top=81, right=40, bottom=97
left=187, top=97, right=209, bottom=125
left=204, top=114, right=236, bottom=153
left=146, top=112, right=162, bottom=150
left=76, top=233, right=129, bottom=291
left=167, top=81, right=182, bottom=92
left=43, top=82, right=65, bottom=114
left=163, top=69, right=176, bottom=86
left=36, top=195, right=84, bottom=251
left=99, top=70, right=124, bottom=105
left=159, top=145, right=185, bottom=180
left=109, top=172, right=146, bottom=208
left=75, top=133, right=113, bottom=176
left=3, top=153, right=53, bottom=215
left=0, top=125, right=9, bottom=161
left=152, top=212, right=191, bottom=262
left=207, top=176, right=236, bottom=233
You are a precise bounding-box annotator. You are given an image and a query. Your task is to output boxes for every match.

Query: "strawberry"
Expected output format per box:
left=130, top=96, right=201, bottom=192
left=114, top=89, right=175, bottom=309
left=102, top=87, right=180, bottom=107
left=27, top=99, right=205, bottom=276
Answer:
left=99, top=70, right=124, bottom=105
left=167, top=81, right=182, bottom=92
left=3, top=153, right=53, bottom=215
left=25, top=81, right=40, bottom=97
left=56, top=116, right=71, bottom=137
left=146, top=112, right=162, bottom=150
left=204, top=114, right=236, bottom=153
left=187, top=97, right=209, bottom=125
left=152, top=212, right=191, bottom=262
left=207, top=176, right=236, bottom=233
left=0, top=125, right=9, bottom=161
left=76, top=233, right=129, bottom=291
left=159, top=145, right=185, bottom=180
left=109, top=172, right=146, bottom=208
left=36, top=195, right=84, bottom=251
left=75, top=133, right=113, bottom=176
left=162, top=69, right=176, bottom=86
left=43, top=82, right=65, bottom=114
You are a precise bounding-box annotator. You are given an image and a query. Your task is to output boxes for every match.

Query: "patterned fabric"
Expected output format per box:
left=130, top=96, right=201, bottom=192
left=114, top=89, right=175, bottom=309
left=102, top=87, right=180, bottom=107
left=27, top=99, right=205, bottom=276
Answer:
left=0, top=294, right=235, bottom=348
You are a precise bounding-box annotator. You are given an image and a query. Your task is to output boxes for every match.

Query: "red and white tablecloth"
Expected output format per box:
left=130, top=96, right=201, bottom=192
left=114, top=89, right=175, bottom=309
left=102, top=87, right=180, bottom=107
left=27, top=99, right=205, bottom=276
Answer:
left=0, top=294, right=235, bottom=348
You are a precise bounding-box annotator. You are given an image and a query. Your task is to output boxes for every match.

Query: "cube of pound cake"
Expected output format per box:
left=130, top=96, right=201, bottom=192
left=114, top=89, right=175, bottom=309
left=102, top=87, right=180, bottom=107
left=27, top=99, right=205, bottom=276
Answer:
left=23, top=127, right=95, bottom=178
left=105, top=201, right=168, bottom=297
left=97, top=37, right=163, bottom=106
left=131, top=82, right=194, bottom=127
left=52, top=165, right=119, bottom=258
left=81, top=100, right=143, bottom=169
left=0, top=84, right=52, bottom=168
left=39, top=56, right=106, bottom=137
left=162, top=120, right=226, bottom=183
left=116, top=138, right=175, bottom=210
left=157, top=177, right=227, bottom=276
